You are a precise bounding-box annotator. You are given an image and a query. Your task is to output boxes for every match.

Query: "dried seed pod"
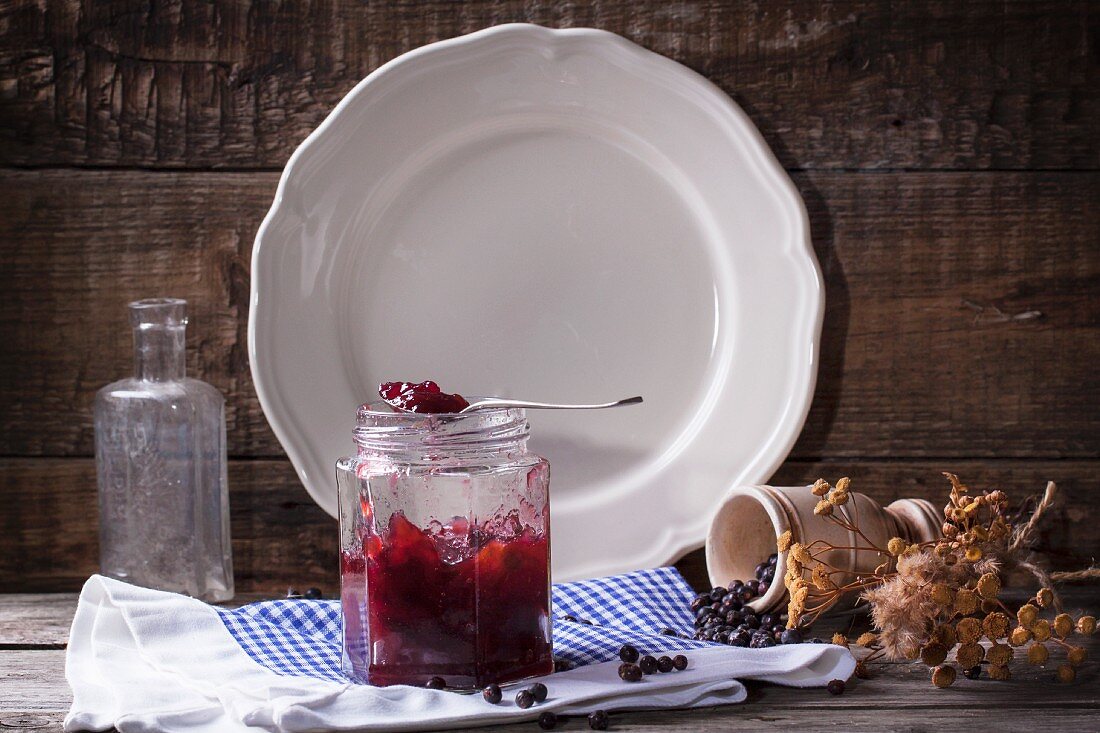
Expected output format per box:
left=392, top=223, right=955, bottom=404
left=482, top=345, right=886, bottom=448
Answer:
left=1031, top=619, right=1052, bottom=642
left=856, top=632, right=878, bottom=648
left=988, top=664, right=1011, bottom=681
left=1036, top=588, right=1054, bottom=608
left=931, top=583, right=954, bottom=607
left=931, top=665, right=956, bottom=688
left=814, top=499, right=833, bottom=516
left=955, top=642, right=984, bottom=669
left=942, top=522, right=959, bottom=537
left=834, top=477, right=851, bottom=492
left=921, top=643, right=949, bottom=667
left=987, top=642, right=1012, bottom=667
left=976, top=573, right=1000, bottom=600
left=1009, top=626, right=1032, bottom=647
left=1027, top=643, right=1049, bottom=665
left=1067, top=646, right=1087, bottom=667
left=1077, top=615, right=1097, bottom=635
left=955, top=618, right=982, bottom=645
left=1053, top=613, right=1073, bottom=638
left=1056, top=664, right=1075, bottom=683
left=954, top=589, right=979, bottom=616
left=810, top=479, right=830, bottom=497
left=829, top=490, right=850, bottom=506
left=886, top=538, right=907, bottom=556
left=1017, top=604, right=1039, bottom=628
left=932, top=624, right=957, bottom=648
left=983, top=612, right=1010, bottom=640
left=776, top=530, right=793, bottom=552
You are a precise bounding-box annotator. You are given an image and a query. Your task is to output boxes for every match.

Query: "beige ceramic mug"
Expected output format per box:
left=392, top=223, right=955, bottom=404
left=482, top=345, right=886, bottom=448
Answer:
left=705, top=485, right=941, bottom=613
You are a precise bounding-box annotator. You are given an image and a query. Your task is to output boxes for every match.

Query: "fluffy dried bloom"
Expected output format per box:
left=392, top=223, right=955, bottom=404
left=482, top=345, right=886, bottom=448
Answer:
left=983, top=612, right=1010, bottom=640
left=1017, top=604, right=1039, bottom=628
left=1056, top=664, right=1075, bottom=683
left=1031, top=619, right=1052, bottom=642
left=1053, top=613, right=1073, bottom=638
left=976, top=573, right=1001, bottom=600
left=955, top=643, right=983, bottom=669
left=1067, top=646, right=1087, bottom=667
left=814, top=500, right=833, bottom=516
left=856, top=632, right=878, bottom=647
left=776, top=530, right=792, bottom=552
left=831, top=632, right=849, bottom=648
left=1009, top=626, right=1032, bottom=646
left=954, top=589, right=979, bottom=616
left=810, top=479, right=830, bottom=496
left=1078, top=616, right=1096, bottom=635
left=1036, top=588, right=1054, bottom=608
left=964, top=546, right=983, bottom=562
left=1027, top=643, right=1049, bottom=665
left=886, top=537, right=907, bottom=556
left=987, top=642, right=1012, bottom=667
left=988, top=664, right=1011, bottom=681
left=921, top=643, right=948, bottom=667
left=931, top=664, right=956, bottom=688
left=930, top=583, right=954, bottom=606
left=828, top=489, right=850, bottom=506
left=955, top=618, right=982, bottom=644
left=932, top=624, right=956, bottom=648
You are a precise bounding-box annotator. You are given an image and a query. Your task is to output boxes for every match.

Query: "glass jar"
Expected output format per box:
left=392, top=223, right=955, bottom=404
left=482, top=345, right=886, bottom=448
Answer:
left=337, top=402, right=552, bottom=688
left=94, top=298, right=233, bottom=601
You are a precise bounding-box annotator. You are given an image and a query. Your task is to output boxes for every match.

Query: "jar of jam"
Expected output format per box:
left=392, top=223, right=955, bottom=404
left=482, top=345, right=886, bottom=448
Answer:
left=337, top=400, right=552, bottom=688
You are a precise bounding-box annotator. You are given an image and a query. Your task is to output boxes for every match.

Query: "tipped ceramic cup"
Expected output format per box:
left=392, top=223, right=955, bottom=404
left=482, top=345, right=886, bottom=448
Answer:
left=705, top=485, right=941, bottom=613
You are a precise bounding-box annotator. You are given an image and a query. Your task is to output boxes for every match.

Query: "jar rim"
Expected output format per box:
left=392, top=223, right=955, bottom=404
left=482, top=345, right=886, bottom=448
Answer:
left=353, top=399, right=530, bottom=454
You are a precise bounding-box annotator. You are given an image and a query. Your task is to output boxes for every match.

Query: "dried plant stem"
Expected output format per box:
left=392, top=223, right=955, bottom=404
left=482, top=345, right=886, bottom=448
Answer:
left=1010, top=482, right=1057, bottom=552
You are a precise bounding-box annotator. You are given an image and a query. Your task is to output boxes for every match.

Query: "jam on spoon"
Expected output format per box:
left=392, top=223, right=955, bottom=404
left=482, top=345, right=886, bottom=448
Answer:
left=379, top=380, right=470, bottom=414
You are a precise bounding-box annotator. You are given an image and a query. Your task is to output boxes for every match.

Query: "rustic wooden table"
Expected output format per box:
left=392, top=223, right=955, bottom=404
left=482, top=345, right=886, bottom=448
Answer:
left=2, top=2, right=1098, bottom=730
left=2, top=589, right=1096, bottom=732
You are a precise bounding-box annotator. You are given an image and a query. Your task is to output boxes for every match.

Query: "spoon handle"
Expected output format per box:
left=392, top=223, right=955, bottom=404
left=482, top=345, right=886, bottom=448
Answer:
left=460, top=396, right=643, bottom=413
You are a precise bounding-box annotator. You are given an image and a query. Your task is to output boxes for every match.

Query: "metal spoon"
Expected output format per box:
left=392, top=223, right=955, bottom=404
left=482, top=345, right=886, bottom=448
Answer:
left=459, top=395, right=643, bottom=413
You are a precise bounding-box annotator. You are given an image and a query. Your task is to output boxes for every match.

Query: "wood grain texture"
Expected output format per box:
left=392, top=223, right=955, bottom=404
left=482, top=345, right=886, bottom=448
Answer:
left=0, top=458, right=336, bottom=593
left=0, top=1, right=1096, bottom=170
left=3, top=457, right=1096, bottom=593
left=1, top=169, right=1096, bottom=459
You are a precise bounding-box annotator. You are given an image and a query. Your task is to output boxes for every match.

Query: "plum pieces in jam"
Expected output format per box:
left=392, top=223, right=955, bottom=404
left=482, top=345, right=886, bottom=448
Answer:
left=378, top=380, right=470, bottom=414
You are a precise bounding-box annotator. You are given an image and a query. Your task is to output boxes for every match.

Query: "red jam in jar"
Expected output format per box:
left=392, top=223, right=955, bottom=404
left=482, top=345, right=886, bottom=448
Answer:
left=337, top=399, right=552, bottom=688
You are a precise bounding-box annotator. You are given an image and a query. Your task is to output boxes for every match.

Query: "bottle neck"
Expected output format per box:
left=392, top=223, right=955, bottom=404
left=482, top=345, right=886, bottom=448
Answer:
left=128, top=298, right=188, bottom=382
left=133, top=324, right=186, bottom=382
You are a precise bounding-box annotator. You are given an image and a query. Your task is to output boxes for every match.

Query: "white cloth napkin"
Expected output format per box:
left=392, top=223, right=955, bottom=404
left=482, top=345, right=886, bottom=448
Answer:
left=65, top=575, right=854, bottom=732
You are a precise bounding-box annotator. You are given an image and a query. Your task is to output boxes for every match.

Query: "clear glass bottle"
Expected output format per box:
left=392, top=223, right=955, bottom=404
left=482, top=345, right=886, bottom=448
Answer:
left=338, top=402, right=552, bottom=688
left=94, top=299, right=233, bottom=601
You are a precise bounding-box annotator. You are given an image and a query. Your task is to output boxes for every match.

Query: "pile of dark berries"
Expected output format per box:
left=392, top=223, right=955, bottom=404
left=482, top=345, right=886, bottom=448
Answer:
left=690, top=554, right=811, bottom=647
left=617, top=644, right=689, bottom=681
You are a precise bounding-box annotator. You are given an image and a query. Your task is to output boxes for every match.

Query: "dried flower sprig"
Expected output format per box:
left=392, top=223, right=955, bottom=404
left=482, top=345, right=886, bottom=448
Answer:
left=781, top=474, right=1096, bottom=687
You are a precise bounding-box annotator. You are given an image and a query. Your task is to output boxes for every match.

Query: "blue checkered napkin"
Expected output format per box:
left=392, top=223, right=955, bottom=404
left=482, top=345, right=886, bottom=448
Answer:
left=216, top=566, right=712, bottom=682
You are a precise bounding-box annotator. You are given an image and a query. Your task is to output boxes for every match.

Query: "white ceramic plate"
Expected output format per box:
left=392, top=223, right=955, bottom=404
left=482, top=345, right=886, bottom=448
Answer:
left=250, top=24, right=822, bottom=582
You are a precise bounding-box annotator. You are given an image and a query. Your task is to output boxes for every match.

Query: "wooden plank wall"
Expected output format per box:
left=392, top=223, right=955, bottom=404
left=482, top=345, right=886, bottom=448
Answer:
left=1, top=1, right=1097, bottom=593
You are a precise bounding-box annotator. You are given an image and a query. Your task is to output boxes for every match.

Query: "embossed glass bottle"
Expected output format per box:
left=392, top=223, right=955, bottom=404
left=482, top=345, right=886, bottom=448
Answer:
left=94, top=299, right=233, bottom=601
